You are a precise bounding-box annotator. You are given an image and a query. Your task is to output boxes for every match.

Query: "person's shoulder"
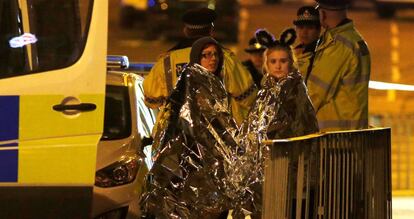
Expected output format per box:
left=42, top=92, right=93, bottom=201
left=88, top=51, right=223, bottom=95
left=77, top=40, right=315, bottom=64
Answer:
left=156, top=51, right=170, bottom=60
left=343, top=29, right=369, bottom=54
left=334, top=21, right=365, bottom=43
left=157, top=47, right=191, bottom=60
left=171, top=46, right=191, bottom=54
left=336, top=31, right=369, bottom=56
left=168, top=38, right=196, bottom=51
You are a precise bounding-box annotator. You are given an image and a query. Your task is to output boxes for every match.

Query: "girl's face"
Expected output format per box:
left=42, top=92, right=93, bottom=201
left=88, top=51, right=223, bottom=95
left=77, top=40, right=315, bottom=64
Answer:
left=266, top=49, right=290, bottom=79
left=200, top=44, right=219, bottom=74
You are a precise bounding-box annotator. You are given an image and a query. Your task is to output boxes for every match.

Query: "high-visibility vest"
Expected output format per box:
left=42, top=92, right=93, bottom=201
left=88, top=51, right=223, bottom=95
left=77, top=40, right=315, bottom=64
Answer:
left=294, top=46, right=314, bottom=78
left=143, top=46, right=257, bottom=125
left=307, top=21, right=371, bottom=131
left=293, top=40, right=318, bottom=82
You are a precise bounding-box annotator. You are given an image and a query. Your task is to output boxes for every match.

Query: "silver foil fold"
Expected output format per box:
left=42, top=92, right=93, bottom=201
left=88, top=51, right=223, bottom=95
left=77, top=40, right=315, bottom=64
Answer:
left=140, top=66, right=318, bottom=218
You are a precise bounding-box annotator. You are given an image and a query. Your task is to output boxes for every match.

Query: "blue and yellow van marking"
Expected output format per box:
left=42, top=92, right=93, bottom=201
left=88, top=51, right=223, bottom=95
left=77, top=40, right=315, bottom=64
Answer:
left=0, top=96, right=19, bottom=182
left=0, top=94, right=103, bottom=184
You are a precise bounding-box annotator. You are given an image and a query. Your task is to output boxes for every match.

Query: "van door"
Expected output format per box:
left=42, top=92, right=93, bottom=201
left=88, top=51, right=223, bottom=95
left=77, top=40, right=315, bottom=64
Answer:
left=0, top=0, right=107, bottom=217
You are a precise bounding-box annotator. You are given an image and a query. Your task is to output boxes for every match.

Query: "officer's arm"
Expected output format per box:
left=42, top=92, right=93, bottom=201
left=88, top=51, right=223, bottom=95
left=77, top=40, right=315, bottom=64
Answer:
left=342, top=39, right=370, bottom=87
left=341, top=48, right=369, bottom=106
left=342, top=52, right=361, bottom=86
left=309, top=48, right=351, bottom=112
left=223, top=51, right=258, bottom=108
left=143, top=58, right=167, bottom=109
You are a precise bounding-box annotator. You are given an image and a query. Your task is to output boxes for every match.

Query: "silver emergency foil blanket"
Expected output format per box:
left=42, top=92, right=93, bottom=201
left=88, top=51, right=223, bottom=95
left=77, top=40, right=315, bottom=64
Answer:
left=140, top=66, right=318, bottom=218
left=237, top=72, right=319, bottom=217
left=241, top=72, right=319, bottom=140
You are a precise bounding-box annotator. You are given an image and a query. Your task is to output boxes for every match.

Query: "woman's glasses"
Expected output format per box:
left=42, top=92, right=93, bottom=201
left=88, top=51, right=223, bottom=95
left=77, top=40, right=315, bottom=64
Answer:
left=201, top=51, right=218, bottom=59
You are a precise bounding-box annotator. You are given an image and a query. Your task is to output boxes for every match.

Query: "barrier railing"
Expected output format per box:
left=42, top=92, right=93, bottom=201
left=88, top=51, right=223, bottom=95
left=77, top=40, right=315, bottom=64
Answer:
left=262, top=128, right=392, bottom=219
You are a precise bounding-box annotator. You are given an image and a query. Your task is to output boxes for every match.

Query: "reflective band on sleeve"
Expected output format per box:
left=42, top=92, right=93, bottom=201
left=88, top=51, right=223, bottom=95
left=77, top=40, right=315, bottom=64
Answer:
left=163, top=55, right=173, bottom=95
left=318, top=119, right=368, bottom=130
left=335, top=35, right=360, bottom=57
left=308, top=74, right=330, bottom=91
left=342, top=73, right=370, bottom=86
left=232, top=84, right=257, bottom=101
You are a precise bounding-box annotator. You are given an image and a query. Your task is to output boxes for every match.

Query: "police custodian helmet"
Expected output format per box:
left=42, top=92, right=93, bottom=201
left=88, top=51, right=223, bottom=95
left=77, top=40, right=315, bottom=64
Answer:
left=182, top=7, right=217, bottom=30
left=315, top=0, right=350, bottom=10
left=293, top=6, right=320, bottom=26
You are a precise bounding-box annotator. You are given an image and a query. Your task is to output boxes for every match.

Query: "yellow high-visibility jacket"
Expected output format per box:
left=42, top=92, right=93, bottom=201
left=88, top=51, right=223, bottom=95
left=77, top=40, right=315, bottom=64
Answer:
left=307, top=21, right=371, bottom=131
left=293, top=41, right=317, bottom=78
left=143, top=46, right=257, bottom=125
left=294, top=46, right=313, bottom=77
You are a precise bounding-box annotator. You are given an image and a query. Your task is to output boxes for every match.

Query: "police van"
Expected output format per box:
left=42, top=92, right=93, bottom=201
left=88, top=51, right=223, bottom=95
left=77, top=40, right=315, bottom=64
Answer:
left=0, top=0, right=107, bottom=218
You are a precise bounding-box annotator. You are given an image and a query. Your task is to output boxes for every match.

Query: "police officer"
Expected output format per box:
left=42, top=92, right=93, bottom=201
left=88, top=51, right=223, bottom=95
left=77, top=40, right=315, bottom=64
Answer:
left=242, top=37, right=266, bottom=89
left=143, top=7, right=257, bottom=125
left=307, top=0, right=371, bottom=131
left=292, top=6, right=321, bottom=80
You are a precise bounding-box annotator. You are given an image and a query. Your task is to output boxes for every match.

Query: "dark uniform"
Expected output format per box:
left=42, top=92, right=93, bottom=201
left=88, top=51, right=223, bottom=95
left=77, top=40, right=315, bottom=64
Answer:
left=308, top=0, right=371, bottom=131
left=242, top=37, right=266, bottom=89
left=292, top=6, right=321, bottom=80
left=143, top=8, right=257, bottom=125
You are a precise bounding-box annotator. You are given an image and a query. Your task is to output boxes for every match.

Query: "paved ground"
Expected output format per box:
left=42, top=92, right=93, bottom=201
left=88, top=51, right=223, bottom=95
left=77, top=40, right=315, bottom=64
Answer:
left=393, top=197, right=414, bottom=219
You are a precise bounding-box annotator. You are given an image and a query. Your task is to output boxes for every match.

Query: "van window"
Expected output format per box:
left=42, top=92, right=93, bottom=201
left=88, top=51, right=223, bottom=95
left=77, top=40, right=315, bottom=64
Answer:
left=0, top=0, right=92, bottom=79
left=102, top=85, right=132, bottom=140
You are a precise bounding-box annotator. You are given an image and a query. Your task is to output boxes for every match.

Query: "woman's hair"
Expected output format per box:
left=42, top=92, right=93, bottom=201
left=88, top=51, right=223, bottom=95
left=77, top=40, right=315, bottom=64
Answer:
left=255, top=28, right=297, bottom=74
left=190, top=36, right=224, bottom=76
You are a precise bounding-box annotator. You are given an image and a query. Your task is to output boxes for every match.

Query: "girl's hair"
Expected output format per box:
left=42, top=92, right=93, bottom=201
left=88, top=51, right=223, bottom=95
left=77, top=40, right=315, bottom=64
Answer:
left=255, top=28, right=297, bottom=74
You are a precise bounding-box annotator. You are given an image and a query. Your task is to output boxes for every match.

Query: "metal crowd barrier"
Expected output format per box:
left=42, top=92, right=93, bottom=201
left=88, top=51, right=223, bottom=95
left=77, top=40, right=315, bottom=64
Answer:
left=262, top=128, right=392, bottom=219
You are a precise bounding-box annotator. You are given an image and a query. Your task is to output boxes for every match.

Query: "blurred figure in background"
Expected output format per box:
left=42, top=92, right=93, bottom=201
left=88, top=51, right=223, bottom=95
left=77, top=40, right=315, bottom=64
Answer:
left=307, top=0, right=371, bottom=131
left=143, top=7, right=257, bottom=125
left=242, top=37, right=266, bottom=89
left=292, top=6, right=321, bottom=80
